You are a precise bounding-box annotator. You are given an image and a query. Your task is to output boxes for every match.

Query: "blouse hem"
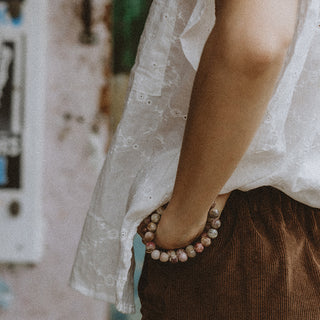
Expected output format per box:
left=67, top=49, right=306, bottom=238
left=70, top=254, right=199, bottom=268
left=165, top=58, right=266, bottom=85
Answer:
left=69, top=281, right=136, bottom=314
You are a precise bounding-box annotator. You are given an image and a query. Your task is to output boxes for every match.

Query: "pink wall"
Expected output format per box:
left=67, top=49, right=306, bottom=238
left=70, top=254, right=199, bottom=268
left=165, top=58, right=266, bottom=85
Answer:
left=0, top=1, right=112, bottom=319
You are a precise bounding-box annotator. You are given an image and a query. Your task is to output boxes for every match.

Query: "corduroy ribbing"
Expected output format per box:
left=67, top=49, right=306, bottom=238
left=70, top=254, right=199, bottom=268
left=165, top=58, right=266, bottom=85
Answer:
left=138, top=187, right=320, bottom=319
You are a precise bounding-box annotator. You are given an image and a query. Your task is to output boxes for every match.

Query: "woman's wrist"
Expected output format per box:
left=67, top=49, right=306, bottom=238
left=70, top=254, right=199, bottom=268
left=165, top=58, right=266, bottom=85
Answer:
left=154, top=192, right=231, bottom=249
left=166, top=192, right=231, bottom=228
left=137, top=192, right=231, bottom=250
left=165, top=202, right=208, bottom=230
left=139, top=200, right=226, bottom=262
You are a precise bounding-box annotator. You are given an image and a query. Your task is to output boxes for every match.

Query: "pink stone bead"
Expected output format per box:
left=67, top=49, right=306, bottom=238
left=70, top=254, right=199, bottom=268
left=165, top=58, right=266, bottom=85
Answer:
left=146, top=242, right=156, bottom=253
left=188, top=250, right=196, bottom=258
left=144, top=231, right=155, bottom=242
left=160, top=252, right=169, bottom=262
left=208, top=228, right=218, bottom=239
left=147, top=222, right=157, bottom=232
left=176, top=249, right=184, bottom=255
left=176, top=249, right=187, bottom=260
left=212, top=219, right=221, bottom=229
left=177, top=251, right=188, bottom=262
left=156, top=207, right=165, bottom=214
left=201, top=236, right=211, bottom=247
left=167, top=250, right=178, bottom=263
left=209, top=208, right=220, bottom=218
left=185, top=245, right=194, bottom=253
left=151, top=213, right=161, bottom=223
left=194, top=242, right=204, bottom=253
left=169, top=255, right=179, bottom=264
left=167, top=250, right=176, bottom=257
left=151, top=249, right=161, bottom=260
left=185, top=245, right=196, bottom=258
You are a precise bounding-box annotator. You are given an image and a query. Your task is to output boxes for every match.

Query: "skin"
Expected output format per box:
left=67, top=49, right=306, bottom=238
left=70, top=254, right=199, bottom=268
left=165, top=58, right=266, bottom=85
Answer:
left=139, top=0, right=300, bottom=249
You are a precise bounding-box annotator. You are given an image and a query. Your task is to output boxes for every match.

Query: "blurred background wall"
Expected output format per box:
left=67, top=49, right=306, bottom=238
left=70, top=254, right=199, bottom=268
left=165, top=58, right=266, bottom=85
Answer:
left=0, top=0, right=152, bottom=318
left=0, top=0, right=111, bottom=318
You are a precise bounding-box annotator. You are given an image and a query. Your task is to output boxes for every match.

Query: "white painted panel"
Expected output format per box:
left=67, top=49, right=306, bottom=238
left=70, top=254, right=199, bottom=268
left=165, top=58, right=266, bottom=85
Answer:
left=0, top=0, right=47, bottom=262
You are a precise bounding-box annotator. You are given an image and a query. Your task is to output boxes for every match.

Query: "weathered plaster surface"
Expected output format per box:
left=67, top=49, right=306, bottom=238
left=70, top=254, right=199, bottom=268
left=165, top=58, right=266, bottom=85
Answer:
left=0, top=1, right=111, bottom=319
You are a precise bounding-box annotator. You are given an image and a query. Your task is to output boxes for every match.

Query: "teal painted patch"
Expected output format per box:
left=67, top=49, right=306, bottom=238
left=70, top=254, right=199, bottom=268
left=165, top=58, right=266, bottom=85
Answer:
left=0, top=157, right=8, bottom=186
left=111, top=234, right=146, bottom=319
left=0, top=279, right=13, bottom=309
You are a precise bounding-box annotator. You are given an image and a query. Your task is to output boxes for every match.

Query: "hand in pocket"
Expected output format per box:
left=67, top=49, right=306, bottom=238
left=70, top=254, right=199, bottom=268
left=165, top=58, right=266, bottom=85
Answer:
left=137, top=192, right=231, bottom=250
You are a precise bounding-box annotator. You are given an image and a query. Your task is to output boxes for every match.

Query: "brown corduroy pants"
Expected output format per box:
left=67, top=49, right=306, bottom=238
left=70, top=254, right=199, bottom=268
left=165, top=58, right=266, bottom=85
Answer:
left=138, top=187, right=320, bottom=320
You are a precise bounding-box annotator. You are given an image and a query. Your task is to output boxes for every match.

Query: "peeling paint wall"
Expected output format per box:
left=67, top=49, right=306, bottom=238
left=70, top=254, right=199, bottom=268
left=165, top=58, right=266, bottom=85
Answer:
left=0, top=0, right=112, bottom=319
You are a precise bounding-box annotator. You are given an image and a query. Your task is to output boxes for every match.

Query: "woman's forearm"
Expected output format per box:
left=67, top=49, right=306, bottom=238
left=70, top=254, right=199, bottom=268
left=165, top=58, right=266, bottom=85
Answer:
left=171, top=44, right=284, bottom=214
left=167, top=34, right=285, bottom=223
left=155, top=0, right=299, bottom=249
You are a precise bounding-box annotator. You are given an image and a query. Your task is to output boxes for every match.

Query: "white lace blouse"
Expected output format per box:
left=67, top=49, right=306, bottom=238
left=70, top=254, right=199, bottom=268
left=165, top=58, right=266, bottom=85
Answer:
left=70, top=0, right=320, bottom=314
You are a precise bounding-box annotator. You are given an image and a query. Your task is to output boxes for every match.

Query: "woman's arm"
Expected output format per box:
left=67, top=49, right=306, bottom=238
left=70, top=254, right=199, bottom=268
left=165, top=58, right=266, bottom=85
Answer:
left=154, top=0, right=299, bottom=249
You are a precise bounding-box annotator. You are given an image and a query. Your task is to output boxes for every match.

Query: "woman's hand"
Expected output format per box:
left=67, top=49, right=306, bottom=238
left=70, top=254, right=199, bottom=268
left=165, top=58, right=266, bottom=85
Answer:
left=154, top=207, right=205, bottom=249
left=137, top=192, right=231, bottom=249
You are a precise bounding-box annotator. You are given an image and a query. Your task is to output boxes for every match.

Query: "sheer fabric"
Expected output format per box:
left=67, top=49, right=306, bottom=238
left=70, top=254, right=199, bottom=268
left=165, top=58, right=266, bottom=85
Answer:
left=70, top=0, right=320, bottom=314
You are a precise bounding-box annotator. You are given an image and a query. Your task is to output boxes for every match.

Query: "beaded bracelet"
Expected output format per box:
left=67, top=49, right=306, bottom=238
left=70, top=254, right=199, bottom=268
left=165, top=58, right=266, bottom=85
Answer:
left=140, top=202, right=221, bottom=263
